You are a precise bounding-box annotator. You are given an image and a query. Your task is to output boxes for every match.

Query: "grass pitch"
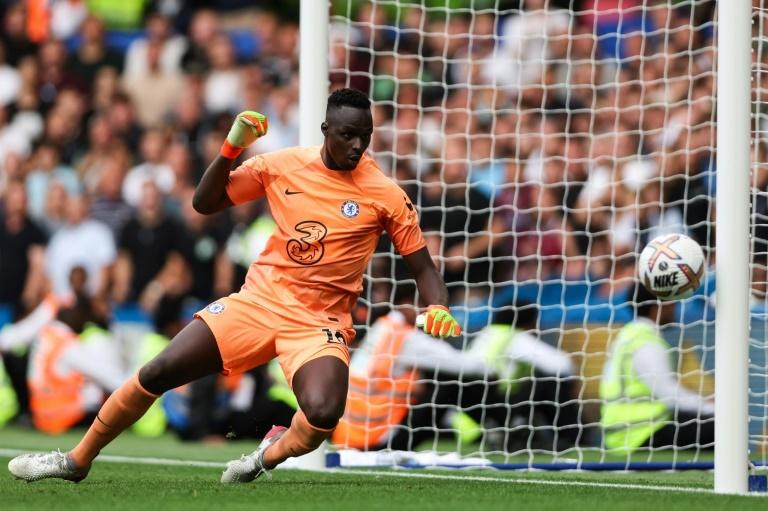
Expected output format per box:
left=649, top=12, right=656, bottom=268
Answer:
left=0, top=426, right=764, bottom=511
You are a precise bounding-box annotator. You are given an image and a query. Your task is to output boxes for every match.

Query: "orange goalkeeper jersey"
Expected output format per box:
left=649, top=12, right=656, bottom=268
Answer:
left=225, top=145, right=425, bottom=325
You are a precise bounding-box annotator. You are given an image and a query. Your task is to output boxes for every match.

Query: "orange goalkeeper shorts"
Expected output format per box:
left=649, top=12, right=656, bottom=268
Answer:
left=194, top=292, right=353, bottom=386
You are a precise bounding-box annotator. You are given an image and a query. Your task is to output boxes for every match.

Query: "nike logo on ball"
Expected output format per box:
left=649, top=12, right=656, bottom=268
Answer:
left=285, top=189, right=303, bottom=195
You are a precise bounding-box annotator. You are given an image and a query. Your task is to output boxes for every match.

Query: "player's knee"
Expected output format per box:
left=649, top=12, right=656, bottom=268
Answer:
left=301, top=392, right=345, bottom=430
left=138, top=357, right=173, bottom=395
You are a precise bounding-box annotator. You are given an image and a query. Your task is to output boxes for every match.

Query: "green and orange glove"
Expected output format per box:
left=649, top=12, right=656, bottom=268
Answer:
left=416, top=305, right=462, bottom=338
left=220, top=111, right=269, bottom=159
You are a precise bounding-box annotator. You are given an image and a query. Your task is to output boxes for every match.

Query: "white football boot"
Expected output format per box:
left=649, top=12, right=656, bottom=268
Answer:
left=8, top=450, right=90, bottom=482
left=221, top=425, right=287, bottom=484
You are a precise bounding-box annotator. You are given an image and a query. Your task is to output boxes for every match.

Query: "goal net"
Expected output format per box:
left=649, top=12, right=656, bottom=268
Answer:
left=326, top=0, right=732, bottom=468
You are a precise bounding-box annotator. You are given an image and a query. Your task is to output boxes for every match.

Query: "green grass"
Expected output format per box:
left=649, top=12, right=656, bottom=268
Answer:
left=0, top=426, right=763, bottom=511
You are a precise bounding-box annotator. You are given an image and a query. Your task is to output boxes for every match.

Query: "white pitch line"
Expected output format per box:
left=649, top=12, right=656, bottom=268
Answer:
left=0, top=448, right=226, bottom=469
left=0, top=448, right=758, bottom=497
left=333, top=469, right=716, bottom=495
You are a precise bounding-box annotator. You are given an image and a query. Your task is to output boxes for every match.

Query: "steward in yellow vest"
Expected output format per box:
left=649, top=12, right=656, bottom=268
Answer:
left=600, top=283, right=714, bottom=452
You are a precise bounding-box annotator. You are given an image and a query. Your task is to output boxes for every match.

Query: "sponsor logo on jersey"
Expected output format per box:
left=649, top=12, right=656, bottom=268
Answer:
left=340, top=200, right=360, bottom=218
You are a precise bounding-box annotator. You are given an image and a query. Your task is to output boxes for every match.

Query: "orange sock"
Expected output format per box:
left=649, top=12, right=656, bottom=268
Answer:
left=69, top=373, right=158, bottom=467
left=262, top=411, right=333, bottom=469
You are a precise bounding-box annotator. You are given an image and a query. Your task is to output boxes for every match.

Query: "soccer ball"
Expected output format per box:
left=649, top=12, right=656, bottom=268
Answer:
left=638, top=233, right=705, bottom=301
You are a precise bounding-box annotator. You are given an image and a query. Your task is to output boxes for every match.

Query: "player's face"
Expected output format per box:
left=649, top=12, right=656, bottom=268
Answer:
left=322, top=106, right=373, bottom=170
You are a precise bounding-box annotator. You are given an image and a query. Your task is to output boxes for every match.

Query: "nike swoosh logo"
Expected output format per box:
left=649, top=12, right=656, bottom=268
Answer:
left=285, top=188, right=303, bottom=195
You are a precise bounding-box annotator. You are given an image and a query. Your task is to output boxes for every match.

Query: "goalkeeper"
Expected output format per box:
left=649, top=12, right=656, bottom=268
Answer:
left=9, top=88, right=461, bottom=484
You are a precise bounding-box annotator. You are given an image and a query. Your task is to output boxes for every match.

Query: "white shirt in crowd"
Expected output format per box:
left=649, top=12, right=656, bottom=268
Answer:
left=122, top=161, right=176, bottom=207
left=45, top=219, right=117, bottom=296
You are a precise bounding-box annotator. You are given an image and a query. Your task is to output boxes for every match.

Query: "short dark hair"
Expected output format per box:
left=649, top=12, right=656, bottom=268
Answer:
left=327, top=88, right=371, bottom=111
left=492, top=300, right=539, bottom=330
left=632, top=280, right=660, bottom=318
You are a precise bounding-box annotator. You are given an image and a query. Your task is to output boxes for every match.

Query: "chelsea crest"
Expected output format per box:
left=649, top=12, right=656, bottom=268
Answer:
left=340, top=200, right=360, bottom=218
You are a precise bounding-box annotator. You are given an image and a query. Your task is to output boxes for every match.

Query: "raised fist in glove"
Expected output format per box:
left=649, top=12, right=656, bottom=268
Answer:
left=220, top=111, right=268, bottom=159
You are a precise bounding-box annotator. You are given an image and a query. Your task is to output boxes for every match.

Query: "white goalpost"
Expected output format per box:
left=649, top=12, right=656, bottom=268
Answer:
left=296, top=0, right=329, bottom=471
left=303, top=0, right=762, bottom=493
left=714, top=0, right=751, bottom=495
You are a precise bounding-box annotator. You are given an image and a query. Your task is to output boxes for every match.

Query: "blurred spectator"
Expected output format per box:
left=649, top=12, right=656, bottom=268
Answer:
left=181, top=9, right=218, bottom=75
left=178, top=189, right=233, bottom=303
left=75, top=114, right=126, bottom=191
left=26, top=141, right=80, bottom=221
left=50, top=0, right=88, bottom=41
left=203, top=34, right=243, bottom=113
left=122, top=39, right=185, bottom=128
left=0, top=106, right=33, bottom=165
left=66, top=16, right=123, bottom=91
left=0, top=43, right=21, bottom=107
left=124, top=12, right=186, bottom=80
left=420, top=143, right=493, bottom=293
left=45, top=193, right=116, bottom=297
left=1, top=4, right=38, bottom=66
left=482, top=0, right=570, bottom=96
left=122, top=129, right=175, bottom=207
left=0, top=180, right=47, bottom=317
left=113, top=182, right=189, bottom=311
left=106, top=92, right=142, bottom=152
left=89, top=158, right=133, bottom=240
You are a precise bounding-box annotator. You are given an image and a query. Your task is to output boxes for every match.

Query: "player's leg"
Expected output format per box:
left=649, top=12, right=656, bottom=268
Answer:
left=220, top=354, right=349, bottom=484
left=8, top=319, right=223, bottom=482
left=220, top=322, right=350, bottom=484
left=260, top=355, right=349, bottom=468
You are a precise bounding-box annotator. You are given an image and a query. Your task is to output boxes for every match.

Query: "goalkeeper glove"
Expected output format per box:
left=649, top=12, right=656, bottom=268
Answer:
left=220, top=111, right=269, bottom=159
left=417, top=305, right=462, bottom=338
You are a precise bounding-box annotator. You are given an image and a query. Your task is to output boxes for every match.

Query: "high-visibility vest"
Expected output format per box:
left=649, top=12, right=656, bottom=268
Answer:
left=333, top=313, right=420, bottom=449
left=471, top=324, right=530, bottom=392
left=0, top=358, right=18, bottom=427
left=132, top=332, right=169, bottom=437
left=599, top=320, right=671, bottom=451
left=28, top=322, right=86, bottom=434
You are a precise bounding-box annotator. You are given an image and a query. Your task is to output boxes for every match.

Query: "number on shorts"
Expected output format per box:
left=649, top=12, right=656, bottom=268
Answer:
left=322, top=328, right=346, bottom=345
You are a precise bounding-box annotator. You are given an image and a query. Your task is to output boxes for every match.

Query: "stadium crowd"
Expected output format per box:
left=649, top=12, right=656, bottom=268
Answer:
left=0, top=0, right=719, bottom=449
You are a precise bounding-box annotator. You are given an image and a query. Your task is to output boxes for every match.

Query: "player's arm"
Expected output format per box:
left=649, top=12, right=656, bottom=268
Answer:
left=192, top=111, right=268, bottom=215
left=403, top=247, right=461, bottom=338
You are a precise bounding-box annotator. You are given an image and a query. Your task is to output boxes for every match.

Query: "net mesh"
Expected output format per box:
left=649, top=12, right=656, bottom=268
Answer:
left=329, top=0, right=726, bottom=465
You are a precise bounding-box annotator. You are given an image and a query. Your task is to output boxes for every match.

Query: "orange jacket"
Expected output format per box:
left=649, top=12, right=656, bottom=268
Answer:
left=28, top=322, right=86, bottom=434
left=333, top=313, right=420, bottom=449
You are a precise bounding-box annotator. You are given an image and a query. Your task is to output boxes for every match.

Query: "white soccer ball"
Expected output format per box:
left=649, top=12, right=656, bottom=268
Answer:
left=638, top=233, right=705, bottom=301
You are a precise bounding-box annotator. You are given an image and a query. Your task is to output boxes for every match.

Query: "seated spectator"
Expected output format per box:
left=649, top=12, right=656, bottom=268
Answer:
left=203, top=34, right=243, bottom=114
left=89, top=158, right=133, bottom=240
left=0, top=180, right=47, bottom=317
left=123, top=40, right=186, bottom=128
left=123, top=13, right=186, bottom=80
left=1, top=4, right=38, bottom=66
left=419, top=145, right=493, bottom=295
left=181, top=9, right=218, bottom=75
left=122, top=129, right=176, bottom=207
left=178, top=189, right=233, bottom=304
left=26, top=141, right=80, bottom=220
left=113, top=182, right=189, bottom=312
left=600, top=282, right=715, bottom=451
left=45, top=193, right=116, bottom=297
left=65, top=16, right=122, bottom=89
